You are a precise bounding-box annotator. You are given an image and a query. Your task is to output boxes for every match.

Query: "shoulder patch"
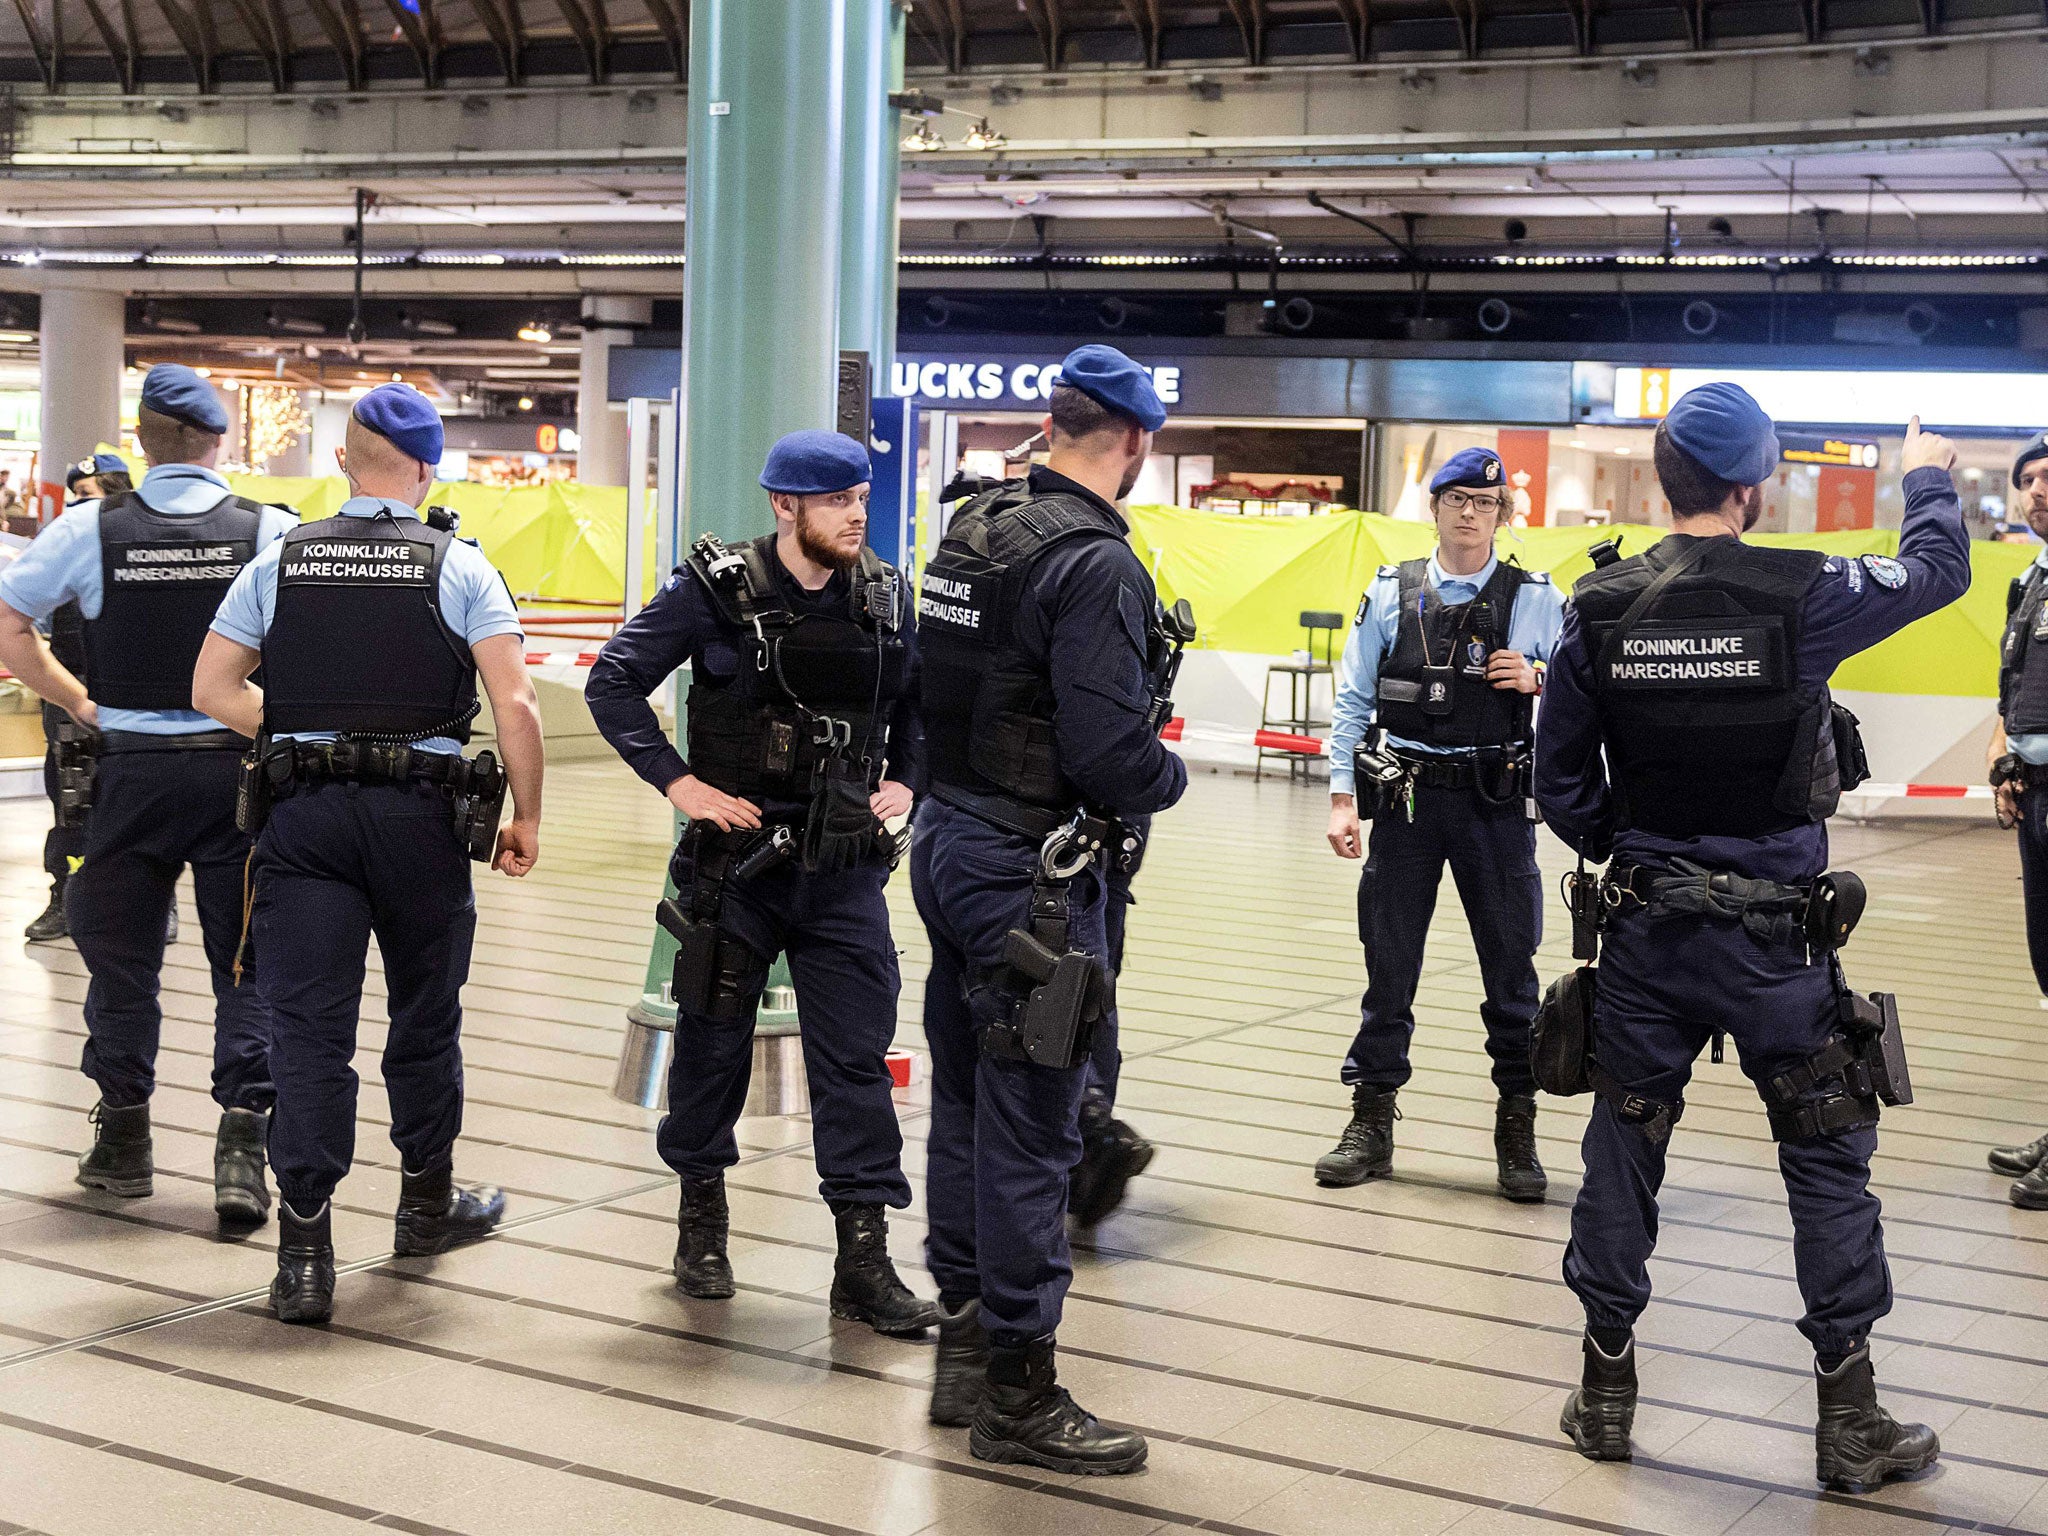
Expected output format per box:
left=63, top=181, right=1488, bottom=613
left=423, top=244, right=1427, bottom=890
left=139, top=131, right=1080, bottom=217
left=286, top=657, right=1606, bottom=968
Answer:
left=1354, top=590, right=1371, bottom=626
left=1861, top=554, right=1908, bottom=591
left=1830, top=555, right=1864, bottom=595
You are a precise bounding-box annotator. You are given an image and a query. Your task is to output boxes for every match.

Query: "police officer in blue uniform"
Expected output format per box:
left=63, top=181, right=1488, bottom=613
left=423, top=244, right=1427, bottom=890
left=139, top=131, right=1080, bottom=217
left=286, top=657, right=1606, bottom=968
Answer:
left=22, top=453, right=138, bottom=944
left=1983, top=430, right=2048, bottom=1208
left=914, top=344, right=1188, bottom=1475
left=1320, top=447, right=1564, bottom=1200
left=583, top=430, right=936, bottom=1338
left=0, top=368, right=290, bottom=1226
left=193, top=383, right=546, bottom=1324
left=1535, top=385, right=1966, bottom=1491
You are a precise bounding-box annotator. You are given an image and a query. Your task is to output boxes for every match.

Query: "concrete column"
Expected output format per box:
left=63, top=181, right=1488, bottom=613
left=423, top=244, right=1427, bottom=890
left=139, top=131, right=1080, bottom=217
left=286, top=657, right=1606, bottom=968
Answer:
left=576, top=295, right=654, bottom=488
left=838, top=0, right=904, bottom=380
left=308, top=400, right=351, bottom=479
left=38, top=287, right=125, bottom=511
left=681, top=0, right=847, bottom=545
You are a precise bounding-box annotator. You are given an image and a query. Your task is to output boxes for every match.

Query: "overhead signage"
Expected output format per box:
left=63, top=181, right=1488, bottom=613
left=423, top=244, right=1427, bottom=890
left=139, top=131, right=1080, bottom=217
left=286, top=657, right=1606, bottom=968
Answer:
left=1780, top=434, right=1880, bottom=469
left=888, top=357, right=1183, bottom=408
left=1603, top=364, right=2048, bottom=431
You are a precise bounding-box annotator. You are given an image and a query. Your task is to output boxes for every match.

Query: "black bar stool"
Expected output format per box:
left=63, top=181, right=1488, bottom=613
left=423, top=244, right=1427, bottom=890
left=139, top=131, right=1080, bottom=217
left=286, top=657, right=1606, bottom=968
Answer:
left=1258, top=610, right=1344, bottom=784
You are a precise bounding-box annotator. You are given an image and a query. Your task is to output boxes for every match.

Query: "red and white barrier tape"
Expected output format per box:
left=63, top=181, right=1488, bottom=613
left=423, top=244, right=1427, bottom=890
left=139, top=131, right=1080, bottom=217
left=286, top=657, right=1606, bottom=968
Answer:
left=1161, top=717, right=1327, bottom=756
left=1847, top=782, right=1991, bottom=799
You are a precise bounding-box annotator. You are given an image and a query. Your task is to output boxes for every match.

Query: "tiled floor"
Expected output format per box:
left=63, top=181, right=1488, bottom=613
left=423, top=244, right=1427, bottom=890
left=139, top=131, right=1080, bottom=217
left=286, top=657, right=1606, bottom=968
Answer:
left=1, top=762, right=2045, bottom=1536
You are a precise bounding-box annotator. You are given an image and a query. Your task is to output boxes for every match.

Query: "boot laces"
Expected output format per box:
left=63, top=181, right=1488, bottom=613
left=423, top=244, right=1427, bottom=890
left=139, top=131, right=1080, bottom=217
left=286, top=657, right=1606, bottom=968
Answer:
left=1335, top=1100, right=1399, bottom=1155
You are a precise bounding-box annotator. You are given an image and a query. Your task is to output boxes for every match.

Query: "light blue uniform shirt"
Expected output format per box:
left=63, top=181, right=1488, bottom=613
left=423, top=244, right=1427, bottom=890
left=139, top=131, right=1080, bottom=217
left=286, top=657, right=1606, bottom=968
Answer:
left=0, top=464, right=297, bottom=734
left=211, top=495, right=523, bottom=756
left=1329, top=551, right=1566, bottom=795
left=2011, top=548, right=2048, bottom=766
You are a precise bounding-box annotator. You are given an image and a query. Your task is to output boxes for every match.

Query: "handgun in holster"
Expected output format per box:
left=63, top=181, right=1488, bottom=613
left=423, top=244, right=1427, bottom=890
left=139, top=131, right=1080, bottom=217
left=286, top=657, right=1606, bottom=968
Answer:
left=52, top=719, right=98, bottom=829
left=453, top=750, right=508, bottom=863
left=1839, top=987, right=1913, bottom=1107
left=1352, top=728, right=1407, bottom=822
left=997, top=927, right=1108, bottom=1070
left=658, top=894, right=724, bottom=1016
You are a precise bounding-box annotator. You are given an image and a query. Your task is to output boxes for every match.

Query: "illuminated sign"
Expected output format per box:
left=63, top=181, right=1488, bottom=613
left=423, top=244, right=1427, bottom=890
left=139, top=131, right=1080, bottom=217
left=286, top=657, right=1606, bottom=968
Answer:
left=1607, top=365, right=2048, bottom=431
left=890, top=357, right=1183, bottom=408
left=1780, top=435, right=1881, bottom=469
left=535, top=423, right=559, bottom=452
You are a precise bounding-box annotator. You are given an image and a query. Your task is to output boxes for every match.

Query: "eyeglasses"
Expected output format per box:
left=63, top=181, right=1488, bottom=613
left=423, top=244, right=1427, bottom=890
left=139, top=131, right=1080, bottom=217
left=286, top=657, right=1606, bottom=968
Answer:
left=1438, top=490, right=1505, bottom=515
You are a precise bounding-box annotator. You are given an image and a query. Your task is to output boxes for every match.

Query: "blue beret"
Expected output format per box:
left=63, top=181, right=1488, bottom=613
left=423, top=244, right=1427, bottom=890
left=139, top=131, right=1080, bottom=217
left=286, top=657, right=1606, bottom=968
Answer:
left=1663, top=381, right=1781, bottom=487
left=352, top=383, right=443, bottom=466
left=2014, top=432, right=2048, bottom=489
left=1055, top=344, right=1167, bottom=432
left=139, top=364, right=227, bottom=436
left=1430, top=447, right=1505, bottom=495
left=759, top=430, right=871, bottom=495
left=66, top=451, right=128, bottom=489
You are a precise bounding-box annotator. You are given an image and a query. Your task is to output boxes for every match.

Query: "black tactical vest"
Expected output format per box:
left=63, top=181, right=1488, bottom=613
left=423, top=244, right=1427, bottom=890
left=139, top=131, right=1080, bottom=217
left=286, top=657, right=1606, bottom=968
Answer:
left=1999, top=564, right=2048, bottom=735
left=916, top=478, right=1132, bottom=815
left=1375, top=557, right=1536, bottom=750
left=83, top=490, right=264, bottom=711
left=1573, top=536, right=1841, bottom=839
left=262, top=512, right=478, bottom=741
left=683, top=534, right=908, bottom=800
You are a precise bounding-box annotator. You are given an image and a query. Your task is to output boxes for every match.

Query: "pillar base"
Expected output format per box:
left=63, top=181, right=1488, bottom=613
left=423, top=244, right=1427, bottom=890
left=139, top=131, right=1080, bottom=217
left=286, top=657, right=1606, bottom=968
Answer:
left=612, top=990, right=805, bottom=1114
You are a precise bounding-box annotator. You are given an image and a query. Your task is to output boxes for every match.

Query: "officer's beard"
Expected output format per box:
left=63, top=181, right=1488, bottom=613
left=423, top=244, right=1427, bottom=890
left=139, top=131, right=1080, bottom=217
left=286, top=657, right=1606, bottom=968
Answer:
left=795, top=505, right=863, bottom=573
left=1740, top=485, right=1763, bottom=532
left=1116, top=453, right=1144, bottom=502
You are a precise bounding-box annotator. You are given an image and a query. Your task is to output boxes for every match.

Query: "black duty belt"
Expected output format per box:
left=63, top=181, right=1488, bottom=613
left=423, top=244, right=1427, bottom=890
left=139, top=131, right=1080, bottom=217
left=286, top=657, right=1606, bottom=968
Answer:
left=1389, top=747, right=1529, bottom=794
left=1603, top=859, right=1865, bottom=953
left=2019, top=761, right=2048, bottom=789
left=100, top=729, right=251, bottom=754
left=931, top=783, right=1081, bottom=844
left=277, top=739, right=474, bottom=788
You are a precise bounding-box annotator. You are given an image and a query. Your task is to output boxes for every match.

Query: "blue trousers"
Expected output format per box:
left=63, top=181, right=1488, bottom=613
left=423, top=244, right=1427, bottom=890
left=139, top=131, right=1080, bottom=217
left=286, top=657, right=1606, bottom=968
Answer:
left=913, top=799, right=1107, bottom=1348
left=67, top=746, right=270, bottom=1113
left=1564, top=904, right=1893, bottom=1357
left=1343, top=783, right=1541, bottom=1096
left=657, top=837, right=910, bottom=1209
left=2017, top=783, right=2048, bottom=997
left=1086, top=866, right=1133, bottom=1107
left=253, top=781, right=477, bottom=1211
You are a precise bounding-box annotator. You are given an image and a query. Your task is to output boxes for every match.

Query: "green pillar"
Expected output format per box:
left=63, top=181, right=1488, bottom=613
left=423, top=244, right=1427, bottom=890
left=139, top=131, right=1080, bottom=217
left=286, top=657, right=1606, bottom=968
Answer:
left=632, top=0, right=850, bottom=1028
left=838, top=0, right=905, bottom=380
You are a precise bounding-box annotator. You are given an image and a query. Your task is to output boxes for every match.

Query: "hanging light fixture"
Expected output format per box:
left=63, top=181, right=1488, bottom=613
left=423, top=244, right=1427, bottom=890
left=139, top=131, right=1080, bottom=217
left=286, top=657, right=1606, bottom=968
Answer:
left=962, top=117, right=1006, bottom=151
left=516, top=322, right=553, bottom=344
left=900, top=119, right=946, bottom=153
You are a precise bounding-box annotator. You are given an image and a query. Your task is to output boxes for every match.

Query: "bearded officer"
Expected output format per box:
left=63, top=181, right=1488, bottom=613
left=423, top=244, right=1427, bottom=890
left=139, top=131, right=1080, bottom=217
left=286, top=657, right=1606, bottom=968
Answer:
left=914, top=344, right=1188, bottom=1475
left=193, top=383, right=545, bottom=1323
left=1984, top=430, right=2048, bottom=1208
left=1535, top=386, right=1966, bottom=1491
left=584, top=430, right=935, bottom=1338
left=0, top=367, right=291, bottom=1227
left=1319, top=446, right=1562, bottom=1201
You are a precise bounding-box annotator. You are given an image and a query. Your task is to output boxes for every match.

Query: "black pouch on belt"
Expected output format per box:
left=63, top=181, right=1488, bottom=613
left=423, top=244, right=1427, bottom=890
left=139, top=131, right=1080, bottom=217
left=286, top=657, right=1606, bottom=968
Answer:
left=234, top=734, right=271, bottom=836
left=802, top=760, right=881, bottom=876
left=1531, top=964, right=1598, bottom=1097
left=53, top=720, right=98, bottom=830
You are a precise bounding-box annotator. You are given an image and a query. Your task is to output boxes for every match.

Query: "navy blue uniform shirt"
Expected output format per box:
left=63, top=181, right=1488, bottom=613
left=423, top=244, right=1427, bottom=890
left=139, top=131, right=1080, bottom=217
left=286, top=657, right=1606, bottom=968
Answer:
left=1000, top=465, right=1187, bottom=819
left=585, top=541, right=923, bottom=817
left=1535, top=466, right=1970, bottom=883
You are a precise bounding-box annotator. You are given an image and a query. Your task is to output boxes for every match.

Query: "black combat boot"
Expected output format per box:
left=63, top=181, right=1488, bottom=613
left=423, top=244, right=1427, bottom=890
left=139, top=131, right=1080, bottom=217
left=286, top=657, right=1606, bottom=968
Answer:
left=673, top=1175, right=735, bottom=1299
left=1069, top=1089, right=1155, bottom=1228
left=1988, top=1129, right=2048, bottom=1177
left=2013, top=1163, right=2048, bottom=1210
left=1494, top=1093, right=1548, bottom=1203
left=271, top=1201, right=336, bottom=1325
left=1560, top=1332, right=1637, bottom=1461
left=75, top=1101, right=153, bottom=1198
left=971, top=1338, right=1148, bottom=1475
left=1313, top=1086, right=1398, bottom=1187
left=1814, top=1347, right=1940, bottom=1492
left=930, top=1298, right=991, bottom=1427
left=24, top=879, right=66, bottom=942
left=391, top=1162, right=504, bottom=1257
left=829, top=1203, right=940, bottom=1336
left=213, top=1107, right=271, bottom=1227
